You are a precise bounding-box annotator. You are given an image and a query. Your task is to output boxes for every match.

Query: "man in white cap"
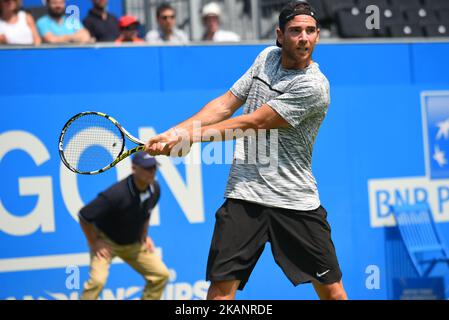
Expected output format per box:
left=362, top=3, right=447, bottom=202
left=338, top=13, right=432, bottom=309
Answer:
left=201, top=2, right=240, bottom=42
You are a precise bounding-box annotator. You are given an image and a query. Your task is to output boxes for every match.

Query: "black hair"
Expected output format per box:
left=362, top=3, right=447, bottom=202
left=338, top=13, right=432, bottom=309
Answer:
left=156, top=2, right=175, bottom=17
left=278, top=0, right=318, bottom=32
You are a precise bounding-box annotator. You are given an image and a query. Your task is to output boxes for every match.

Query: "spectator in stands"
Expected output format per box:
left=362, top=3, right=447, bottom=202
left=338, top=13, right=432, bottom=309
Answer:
left=201, top=2, right=240, bottom=42
left=145, top=2, right=188, bottom=44
left=83, top=0, right=120, bottom=42
left=115, top=15, right=144, bottom=43
left=0, top=0, right=41, bottom=45
left=37, top=0, right=92, bottom=44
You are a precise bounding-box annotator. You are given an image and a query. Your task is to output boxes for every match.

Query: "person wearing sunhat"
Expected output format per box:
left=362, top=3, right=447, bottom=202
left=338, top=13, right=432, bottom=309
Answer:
left=115, top=15, right=144, bottom=43
left=78, top=151, right=169, bottom=300
left=201, top=2, right=240, bottom=42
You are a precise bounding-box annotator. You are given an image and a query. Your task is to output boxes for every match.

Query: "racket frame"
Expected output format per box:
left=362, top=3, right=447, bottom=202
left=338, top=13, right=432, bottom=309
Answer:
left=58, top=111, right=145, bottom=175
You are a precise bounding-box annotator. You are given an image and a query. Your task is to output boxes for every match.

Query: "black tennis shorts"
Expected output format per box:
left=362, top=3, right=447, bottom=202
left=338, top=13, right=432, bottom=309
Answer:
left=206, top=198, right=343, bottom=290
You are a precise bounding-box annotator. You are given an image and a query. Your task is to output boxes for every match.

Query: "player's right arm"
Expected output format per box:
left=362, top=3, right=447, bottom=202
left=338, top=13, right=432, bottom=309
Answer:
left=145, top=91, right=243, bottom=154
left=161, top=49, right=268, bottom=136
left=146, top=49, right=268, bottom=153
left=170, top=90, right=243, bottom=134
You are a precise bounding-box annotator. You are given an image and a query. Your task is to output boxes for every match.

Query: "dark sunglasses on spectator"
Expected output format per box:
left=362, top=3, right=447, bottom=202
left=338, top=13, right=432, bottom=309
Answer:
left=160, top=15, right=175, bottom=20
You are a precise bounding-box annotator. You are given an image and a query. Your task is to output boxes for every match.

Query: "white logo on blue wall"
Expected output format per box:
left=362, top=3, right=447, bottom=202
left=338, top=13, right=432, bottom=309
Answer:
left=433, top=119, right=449, bottom=168
left=368, top=91, right=449, bottom=227
left=425, top=94, right=449, bottom=179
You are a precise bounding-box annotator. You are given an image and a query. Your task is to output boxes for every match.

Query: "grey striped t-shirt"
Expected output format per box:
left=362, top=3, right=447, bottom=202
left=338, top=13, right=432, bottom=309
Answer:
left=225, top=46, right=330, bottom=211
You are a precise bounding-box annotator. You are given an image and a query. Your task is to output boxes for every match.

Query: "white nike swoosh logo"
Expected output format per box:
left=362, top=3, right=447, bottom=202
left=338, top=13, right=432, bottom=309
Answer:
left=316, top=270, right=330, bottom=277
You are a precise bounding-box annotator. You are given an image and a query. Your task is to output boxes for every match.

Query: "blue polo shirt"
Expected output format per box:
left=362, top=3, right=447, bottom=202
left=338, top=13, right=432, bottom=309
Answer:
left=37, top=15, right=83, bottom=36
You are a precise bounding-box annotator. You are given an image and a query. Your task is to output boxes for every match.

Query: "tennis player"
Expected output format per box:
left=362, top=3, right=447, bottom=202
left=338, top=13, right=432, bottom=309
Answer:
left=146, top=0, right=347, bottom=300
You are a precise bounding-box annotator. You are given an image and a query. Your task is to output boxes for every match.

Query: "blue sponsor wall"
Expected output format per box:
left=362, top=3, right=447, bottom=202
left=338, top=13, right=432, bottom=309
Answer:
left=1, top=41, right=449, bottom=300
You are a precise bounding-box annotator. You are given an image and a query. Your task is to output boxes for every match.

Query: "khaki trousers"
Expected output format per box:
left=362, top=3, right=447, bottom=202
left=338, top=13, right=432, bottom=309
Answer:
left=80, top=234, right=170, bottom=300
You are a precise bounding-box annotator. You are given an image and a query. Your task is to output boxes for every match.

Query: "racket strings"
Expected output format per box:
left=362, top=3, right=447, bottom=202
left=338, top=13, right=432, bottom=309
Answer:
left=61, top=114, right=124, bottom=173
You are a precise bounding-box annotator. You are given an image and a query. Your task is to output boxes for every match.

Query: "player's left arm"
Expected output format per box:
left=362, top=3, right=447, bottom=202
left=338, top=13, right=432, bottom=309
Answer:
left=146, top=104, right=289, bottom=156
left=193, top=104, right=290, bottom=142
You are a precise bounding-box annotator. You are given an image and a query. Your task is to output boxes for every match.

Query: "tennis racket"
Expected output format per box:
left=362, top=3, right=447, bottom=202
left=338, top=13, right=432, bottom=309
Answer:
left=58, top=111, right=146, bottom=175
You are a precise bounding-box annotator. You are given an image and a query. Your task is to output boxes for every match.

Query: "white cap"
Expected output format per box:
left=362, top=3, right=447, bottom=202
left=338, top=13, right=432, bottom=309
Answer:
left=202, top=2, right=221, bottom=17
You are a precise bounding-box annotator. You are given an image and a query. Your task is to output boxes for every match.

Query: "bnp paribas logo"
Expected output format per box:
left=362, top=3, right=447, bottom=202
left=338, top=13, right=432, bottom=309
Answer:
left=425, top=100, right=449, bottom=178
left=368, top=91, right=449, bottom=227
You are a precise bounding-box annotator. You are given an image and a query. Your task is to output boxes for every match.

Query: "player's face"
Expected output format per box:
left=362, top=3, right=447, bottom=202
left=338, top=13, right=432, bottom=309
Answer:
left=158, top=8, right=176, bottom=33
left=277, top=15, right=320, bottom=68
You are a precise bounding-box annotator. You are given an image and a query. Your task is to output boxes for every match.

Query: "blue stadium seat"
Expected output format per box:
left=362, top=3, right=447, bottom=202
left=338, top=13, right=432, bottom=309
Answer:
left=391, top=203, right=449, bottom=277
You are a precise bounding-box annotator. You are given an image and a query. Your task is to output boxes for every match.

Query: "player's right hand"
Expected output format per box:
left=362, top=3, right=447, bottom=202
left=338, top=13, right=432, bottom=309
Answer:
left=92, top=239, right=112, bottom=260
left=145, top=130, right=183, bottom=157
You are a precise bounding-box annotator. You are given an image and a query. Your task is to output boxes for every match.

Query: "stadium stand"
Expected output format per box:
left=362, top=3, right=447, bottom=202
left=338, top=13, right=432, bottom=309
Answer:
left=424, top=0, right=449, bottom=10
left=6, top=0, right=449, bottom=47
left=250, top=0, right=449, bottom=39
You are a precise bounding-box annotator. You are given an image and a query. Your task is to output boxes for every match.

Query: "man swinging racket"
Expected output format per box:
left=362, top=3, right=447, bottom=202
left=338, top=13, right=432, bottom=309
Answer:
left=145, top=0, right=347, bottom=300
